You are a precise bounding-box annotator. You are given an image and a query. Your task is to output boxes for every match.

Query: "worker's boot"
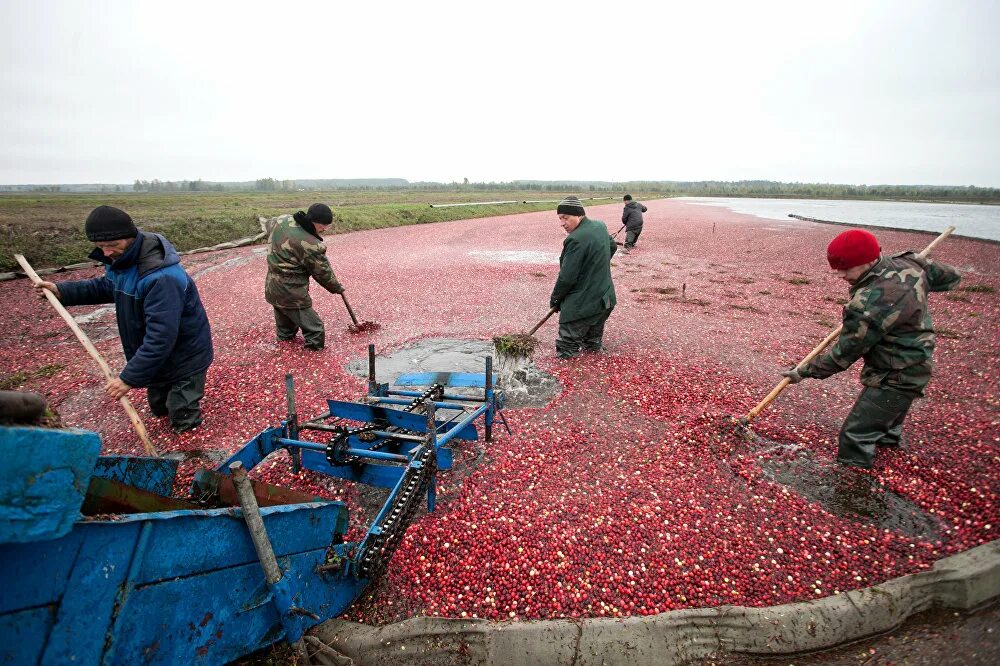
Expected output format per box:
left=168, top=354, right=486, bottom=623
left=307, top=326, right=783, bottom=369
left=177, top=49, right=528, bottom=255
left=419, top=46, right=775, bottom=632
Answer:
left=837, top=386, right=914, bottom=468
left=166, top=371, right=206, bottom=434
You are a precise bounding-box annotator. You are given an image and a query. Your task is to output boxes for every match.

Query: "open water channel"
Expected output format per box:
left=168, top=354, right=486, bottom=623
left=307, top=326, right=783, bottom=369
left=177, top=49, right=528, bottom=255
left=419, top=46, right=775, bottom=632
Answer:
left=680, top=197, right=1000, bottom=241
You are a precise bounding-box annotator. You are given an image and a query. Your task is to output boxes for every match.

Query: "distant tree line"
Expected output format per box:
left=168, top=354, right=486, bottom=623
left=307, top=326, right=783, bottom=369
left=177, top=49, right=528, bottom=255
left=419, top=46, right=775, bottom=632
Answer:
left=252, top=178, right=298, bottom=192
left=409, top=179, right=1000, bottom=202
left=3, top=178, right=997, bottom=203
left=133, top=179, right=225, bottom=192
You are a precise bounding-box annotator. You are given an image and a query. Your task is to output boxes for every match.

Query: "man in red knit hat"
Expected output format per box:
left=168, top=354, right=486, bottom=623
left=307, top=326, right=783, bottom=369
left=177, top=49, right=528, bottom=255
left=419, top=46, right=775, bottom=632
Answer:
left=781, top=228, right=961, bottom=468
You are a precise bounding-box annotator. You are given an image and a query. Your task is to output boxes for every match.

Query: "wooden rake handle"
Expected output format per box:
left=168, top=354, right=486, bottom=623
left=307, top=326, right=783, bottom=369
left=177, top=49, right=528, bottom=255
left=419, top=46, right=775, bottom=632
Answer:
left=15, top=254, right=157, bottom=456
left=528, top=307, right=558, bottom=336
left=744, top=225, right=956, bottom=423
left=341, top=293, right=360, bottom=326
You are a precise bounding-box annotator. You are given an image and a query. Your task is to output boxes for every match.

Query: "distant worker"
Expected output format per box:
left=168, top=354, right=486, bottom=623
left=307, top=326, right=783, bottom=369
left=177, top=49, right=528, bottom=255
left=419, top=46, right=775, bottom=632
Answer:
left=621, top=194, right=648, bottom=253
left=781, top=229, right=961, bottom=468
left=549, top=196, right=618, bottom=359
left=264, top=203, right=345, bottom=351
left=34, top=206, right=214, bottom=433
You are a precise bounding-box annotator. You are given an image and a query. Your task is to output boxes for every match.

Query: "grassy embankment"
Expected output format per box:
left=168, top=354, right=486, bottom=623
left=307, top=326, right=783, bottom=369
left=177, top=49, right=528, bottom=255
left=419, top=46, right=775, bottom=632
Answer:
left=0, top=190, right=638, bottom=272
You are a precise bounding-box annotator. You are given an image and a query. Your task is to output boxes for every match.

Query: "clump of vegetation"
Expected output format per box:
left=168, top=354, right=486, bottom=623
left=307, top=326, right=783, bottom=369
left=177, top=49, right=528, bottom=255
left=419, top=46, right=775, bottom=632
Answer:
left=686, top=298, right=712, bottom=306
left=638, top=286, right=678, bottom=295
left=493, top=333, right=538, bottom=358
left=937, top=328, right=965, bottom=339
left=0, top=371, right=27, bottom=390
left=34, top=363, right=65, bottom=378
left=758, top=290, right=772, bottom=296
left=961, top=284, right=995, bottom=294
left=946, top=293, right=971, bottom=303
left=787, top=277, right=811, bottom=285
left=824, top=295, right=849, bottom=305
left=529, top=271, right=547, bottom=278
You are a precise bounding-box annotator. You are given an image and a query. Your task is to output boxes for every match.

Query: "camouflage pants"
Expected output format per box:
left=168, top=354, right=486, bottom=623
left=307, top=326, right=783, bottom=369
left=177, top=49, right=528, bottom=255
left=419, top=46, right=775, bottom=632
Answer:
left=273, top=306, right=325, bottom=350
left=148, top=371, right=206, bottom=433
left=624, top=227, right=642, bottom=248
left=556, top=307, right=614, bottom=359
left=838, top=386, right=915, bottom=468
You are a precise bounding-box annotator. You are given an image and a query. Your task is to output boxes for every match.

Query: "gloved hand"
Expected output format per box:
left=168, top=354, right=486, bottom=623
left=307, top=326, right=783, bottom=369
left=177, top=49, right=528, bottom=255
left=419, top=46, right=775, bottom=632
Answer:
left=331, top=283, right=346, bottom=295
left=549, top=300, right=560, bottom=312
left=781, top=368, right=803, bottom=384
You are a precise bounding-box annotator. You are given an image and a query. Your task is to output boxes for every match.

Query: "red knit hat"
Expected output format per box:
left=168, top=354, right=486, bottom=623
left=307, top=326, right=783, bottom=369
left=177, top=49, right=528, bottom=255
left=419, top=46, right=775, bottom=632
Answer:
left=827, top=229, right=881, bottom=270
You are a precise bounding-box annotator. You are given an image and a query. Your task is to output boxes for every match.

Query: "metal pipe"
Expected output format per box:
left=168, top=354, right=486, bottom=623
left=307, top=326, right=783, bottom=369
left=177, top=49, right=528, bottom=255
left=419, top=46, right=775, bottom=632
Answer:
left=435, top=403, right=488, bottom=448
left=296, top=423, right=425, bottom=443
left=229, top=462, right=310, bottom=661
left=424, top=400, right=436, bottom=443
left=424, top=400, right=437, bottom=514
left=276, top=437, right=327, bottom=452
left=373, top=396, right=472, bottom=411
left=285, top=373, right=300, bottom=473
left=298, top=422, right=344, bottom=433
left=388, top=389, right=486, bottom=402
left=370, top=430, right=424, bottom=442
left=368, top=344, right=377, bottom=394
left=345, top=448, right=408, bottom=462
left=428, top=200, right=519, bottom=208
left=485, top=356, right=493, bottom=443
left=276, top=438, right=408, bottom=462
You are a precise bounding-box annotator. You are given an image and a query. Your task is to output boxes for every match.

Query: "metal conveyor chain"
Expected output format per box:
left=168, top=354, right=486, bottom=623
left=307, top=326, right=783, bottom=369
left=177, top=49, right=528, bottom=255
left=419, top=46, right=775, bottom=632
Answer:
left=326, top=384, right=444, bottom=465
left=356, top=442, right=437, bottom=580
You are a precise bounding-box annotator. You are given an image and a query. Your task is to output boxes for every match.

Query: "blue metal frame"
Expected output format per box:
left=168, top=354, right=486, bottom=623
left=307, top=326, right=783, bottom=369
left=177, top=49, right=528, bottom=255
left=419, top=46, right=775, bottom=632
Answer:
left=0, top=348, right=507, bottom=664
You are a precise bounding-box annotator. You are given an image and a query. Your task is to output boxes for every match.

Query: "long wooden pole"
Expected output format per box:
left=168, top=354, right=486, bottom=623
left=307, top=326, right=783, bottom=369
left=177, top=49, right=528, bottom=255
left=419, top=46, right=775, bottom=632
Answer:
left=230, top=461, right=311, bottom=664
left=528, top=307, right=558, bottom=336
left=743, top=225, right=955, bottom=423
left=340, top=293, right=360, bottom=326
left=15, top=254, right=157, bottom=456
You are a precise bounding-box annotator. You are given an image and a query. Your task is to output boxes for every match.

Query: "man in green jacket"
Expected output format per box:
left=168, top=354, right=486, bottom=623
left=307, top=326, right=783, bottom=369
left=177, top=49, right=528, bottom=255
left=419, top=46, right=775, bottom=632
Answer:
left=549, top=196, right=618, bottom=359
left=782, top=229, right=961, bottom=468
left=264, top=203, right=345, bottom=351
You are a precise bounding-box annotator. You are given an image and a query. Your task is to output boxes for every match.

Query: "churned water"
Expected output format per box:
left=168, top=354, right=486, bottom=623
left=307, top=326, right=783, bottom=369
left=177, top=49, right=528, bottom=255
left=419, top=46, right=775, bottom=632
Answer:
left=680, top=197, right=1000, bottom=242
left=346, top=338, right=559, bottom=409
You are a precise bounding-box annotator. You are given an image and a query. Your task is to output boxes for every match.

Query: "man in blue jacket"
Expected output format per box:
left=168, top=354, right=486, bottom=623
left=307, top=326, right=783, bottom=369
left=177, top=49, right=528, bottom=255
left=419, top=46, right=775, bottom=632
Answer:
left=34, top=206, right=213, bottom=433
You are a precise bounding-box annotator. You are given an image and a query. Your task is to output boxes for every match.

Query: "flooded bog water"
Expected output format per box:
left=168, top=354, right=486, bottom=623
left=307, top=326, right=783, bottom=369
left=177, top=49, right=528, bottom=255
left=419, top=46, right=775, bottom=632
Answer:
left=346, top=337, right=559, bottom=408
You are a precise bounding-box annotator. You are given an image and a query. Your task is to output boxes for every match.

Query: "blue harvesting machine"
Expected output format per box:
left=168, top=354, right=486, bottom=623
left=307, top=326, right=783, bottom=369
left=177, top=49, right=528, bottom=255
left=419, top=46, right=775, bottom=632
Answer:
left=0, top=345, right=504, bottom=664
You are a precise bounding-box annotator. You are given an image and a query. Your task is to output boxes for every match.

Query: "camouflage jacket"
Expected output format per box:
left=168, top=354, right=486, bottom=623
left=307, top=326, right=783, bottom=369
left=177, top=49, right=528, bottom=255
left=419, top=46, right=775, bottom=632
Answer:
left=263, top=214, right=343, bottom=309
left=801, top=251, right=961, bottom=395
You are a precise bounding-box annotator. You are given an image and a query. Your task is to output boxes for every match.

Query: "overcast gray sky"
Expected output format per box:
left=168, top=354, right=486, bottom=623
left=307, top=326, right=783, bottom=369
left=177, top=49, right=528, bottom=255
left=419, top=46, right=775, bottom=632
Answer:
left=1, top=0, right=998, bottom=186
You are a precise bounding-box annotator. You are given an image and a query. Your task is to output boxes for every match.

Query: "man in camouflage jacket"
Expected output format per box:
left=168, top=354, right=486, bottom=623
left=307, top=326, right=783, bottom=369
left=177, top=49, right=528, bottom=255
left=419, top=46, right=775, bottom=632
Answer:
left=264, top=204, right=344, bottom=350
left=782, top=229, right=961, bottom=468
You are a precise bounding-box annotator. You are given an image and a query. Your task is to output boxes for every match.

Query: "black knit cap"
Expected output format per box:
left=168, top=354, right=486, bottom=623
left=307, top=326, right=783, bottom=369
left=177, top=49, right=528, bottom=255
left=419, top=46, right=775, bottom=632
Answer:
left=623, top=194, right=633, bottom=201
left=305, top=203, right=333, bottom=224
left=556, top=196, right=585, bottom=217
left=293, top=203, right=334, bottom=240
left=85, top=206, right=138, bottom=242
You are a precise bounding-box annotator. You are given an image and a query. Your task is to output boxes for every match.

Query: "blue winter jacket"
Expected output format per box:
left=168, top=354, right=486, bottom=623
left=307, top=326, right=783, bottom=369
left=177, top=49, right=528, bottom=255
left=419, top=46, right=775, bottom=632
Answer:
left=58, top=232, right=214, bottom=387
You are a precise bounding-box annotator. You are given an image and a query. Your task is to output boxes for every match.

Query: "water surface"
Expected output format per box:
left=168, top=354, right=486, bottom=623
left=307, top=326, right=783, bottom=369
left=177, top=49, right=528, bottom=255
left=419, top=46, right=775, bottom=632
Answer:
left=679, top=197, right=1000, bottom=241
